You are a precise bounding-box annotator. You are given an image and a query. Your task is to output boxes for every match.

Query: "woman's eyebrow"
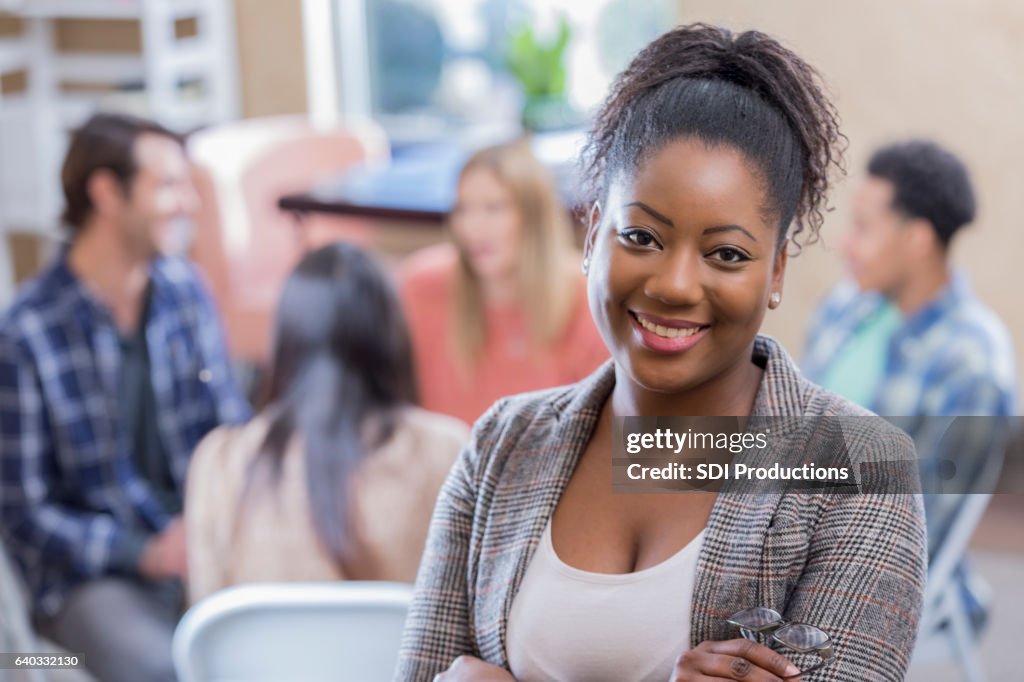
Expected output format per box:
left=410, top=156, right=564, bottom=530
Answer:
left=622, top=202, right=758, bottom=242
left=703, top=224, right=758, bottom=242
left=623, top=201, right=674, bottom=227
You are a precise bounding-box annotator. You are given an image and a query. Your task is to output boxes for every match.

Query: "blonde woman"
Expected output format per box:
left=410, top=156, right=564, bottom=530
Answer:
left=400, top=141, right=608, bottom=424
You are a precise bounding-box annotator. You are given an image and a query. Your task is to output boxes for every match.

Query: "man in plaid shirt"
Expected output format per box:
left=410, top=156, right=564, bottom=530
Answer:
left=803, top=139, right=1017, bottom=637
left=0, top=113, right=249, bottom=682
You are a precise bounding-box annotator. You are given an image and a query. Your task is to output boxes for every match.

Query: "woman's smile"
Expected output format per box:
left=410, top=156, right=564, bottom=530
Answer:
left=630, top=311, right=711, bottom=353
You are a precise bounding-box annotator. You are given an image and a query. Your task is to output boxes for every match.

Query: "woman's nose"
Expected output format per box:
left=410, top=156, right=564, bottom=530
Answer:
left=643, top=250, right=703, bottom=307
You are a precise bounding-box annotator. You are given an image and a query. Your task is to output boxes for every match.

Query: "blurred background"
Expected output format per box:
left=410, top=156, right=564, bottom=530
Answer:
left=1, top=1, right=1021, bottom=680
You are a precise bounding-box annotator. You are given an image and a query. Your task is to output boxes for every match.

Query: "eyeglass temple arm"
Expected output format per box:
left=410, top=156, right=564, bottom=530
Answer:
left=739, top=627, right=759, bottom=642
left=779, top=646, right=834, bottom=680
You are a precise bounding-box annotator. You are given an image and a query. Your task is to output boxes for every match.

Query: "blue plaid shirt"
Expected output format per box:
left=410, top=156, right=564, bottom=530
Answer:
left=803, top=272, right=1017, bottom=419
left=803, top=272, right=1018, bottom=550
left=0, top=252, right=250, bottom=617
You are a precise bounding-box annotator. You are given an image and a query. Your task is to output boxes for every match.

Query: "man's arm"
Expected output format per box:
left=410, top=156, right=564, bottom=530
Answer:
left=186, top=265, right=251, bottom=424
left=0, top=330, right=150, bottom=580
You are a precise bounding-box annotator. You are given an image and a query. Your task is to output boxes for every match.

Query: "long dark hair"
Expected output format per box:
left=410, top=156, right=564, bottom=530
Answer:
left=248, top=242, right=417, bottom=569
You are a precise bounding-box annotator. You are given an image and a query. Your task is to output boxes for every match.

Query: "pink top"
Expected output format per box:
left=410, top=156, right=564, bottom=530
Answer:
left=399, top=243, right=610, bottom=425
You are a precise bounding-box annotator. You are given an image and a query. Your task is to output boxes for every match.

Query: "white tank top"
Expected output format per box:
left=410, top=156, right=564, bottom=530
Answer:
left=507, top=520, right=706, bottom=682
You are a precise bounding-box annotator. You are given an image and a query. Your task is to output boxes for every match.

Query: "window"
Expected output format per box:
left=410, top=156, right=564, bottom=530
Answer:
left=304, top=0, right=675, bottom=142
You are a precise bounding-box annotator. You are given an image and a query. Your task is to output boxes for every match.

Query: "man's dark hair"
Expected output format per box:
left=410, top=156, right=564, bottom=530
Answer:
left=867, top=140, right=976, bottom=248
left=581, top=23, right=846, bottom=250
left=61, top=112, right=184, bottom=234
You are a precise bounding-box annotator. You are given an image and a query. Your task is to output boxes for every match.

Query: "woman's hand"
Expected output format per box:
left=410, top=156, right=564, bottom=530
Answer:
left=433, top=655, right=516, bottom=681
left=672, top=639, right=801, bottom=681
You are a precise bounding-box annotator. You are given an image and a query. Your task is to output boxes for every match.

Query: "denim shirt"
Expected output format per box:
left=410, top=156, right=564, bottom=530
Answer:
left=803, top=273, right=1018, bottom=548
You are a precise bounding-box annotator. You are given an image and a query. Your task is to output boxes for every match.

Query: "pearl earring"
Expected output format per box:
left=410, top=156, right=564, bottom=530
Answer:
left=770, top=292, right=781, bottom=308
left=582, top=256, right=590, bottom=274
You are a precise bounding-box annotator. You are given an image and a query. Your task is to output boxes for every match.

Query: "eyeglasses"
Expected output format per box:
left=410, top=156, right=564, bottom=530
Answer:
left=726, top=607, right=834, bottom=679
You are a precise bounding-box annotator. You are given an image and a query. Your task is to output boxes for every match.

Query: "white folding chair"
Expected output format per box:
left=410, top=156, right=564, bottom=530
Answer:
left=910, top=425, right=1008, bottom=682
left=172, top=582, right=412, bottom=682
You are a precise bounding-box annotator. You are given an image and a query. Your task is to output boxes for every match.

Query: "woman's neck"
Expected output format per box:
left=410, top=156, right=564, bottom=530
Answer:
left=611, top=344, right=765, bottom=417
left=479, top=270, right=520, bottom=307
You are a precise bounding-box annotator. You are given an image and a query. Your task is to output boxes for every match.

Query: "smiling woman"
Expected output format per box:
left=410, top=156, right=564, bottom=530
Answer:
left=396, top=24, right=926, bottom=682
left=399, top=141, right=609, bottom=425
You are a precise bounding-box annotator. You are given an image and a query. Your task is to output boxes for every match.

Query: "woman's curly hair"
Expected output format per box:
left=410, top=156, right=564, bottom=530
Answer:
left=580, top=23, right=846, bottom=250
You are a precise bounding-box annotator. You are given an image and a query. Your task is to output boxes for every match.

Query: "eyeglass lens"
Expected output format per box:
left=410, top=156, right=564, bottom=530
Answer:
left=774, top=623, right=831, bottom=651
left=728, top=606, right=784, bottom=631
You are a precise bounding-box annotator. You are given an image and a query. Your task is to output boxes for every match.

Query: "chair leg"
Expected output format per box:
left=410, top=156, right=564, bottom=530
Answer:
left=947, top=595, right=986, bottom=682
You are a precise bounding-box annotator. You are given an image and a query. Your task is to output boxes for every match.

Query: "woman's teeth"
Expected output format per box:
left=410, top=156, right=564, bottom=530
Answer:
left=637, top=316, right=705, bottom=338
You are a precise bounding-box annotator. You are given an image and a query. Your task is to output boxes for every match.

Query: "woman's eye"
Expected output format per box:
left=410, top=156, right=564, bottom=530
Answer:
left=711, top=247, right=750, bottom=263
left=620, top=229, right=659, bottom=248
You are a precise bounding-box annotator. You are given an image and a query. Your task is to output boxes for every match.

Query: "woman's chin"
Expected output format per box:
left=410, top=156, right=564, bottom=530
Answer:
left=469, top=259, right=517, bottom=285
left=621, top=355, right=706, bottom=399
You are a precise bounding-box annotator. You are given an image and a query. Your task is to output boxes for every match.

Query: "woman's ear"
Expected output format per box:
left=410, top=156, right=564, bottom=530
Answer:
left=583, top=201, right=602, bottom=273
left=769, top=239, right=789, bottom=307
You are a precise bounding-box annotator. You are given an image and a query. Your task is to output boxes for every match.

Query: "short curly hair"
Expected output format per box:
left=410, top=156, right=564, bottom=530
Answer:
left=867, top=140, right=975, bottom=248
left=580, top=23, right=846, bottom=250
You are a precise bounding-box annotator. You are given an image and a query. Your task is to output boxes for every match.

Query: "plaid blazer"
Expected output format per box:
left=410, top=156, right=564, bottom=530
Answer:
left=396, top=335, right=926, bottom=682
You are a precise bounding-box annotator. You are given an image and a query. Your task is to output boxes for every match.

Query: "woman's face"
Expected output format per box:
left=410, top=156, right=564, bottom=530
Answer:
left=450, top=167, right=523, bottom=283
left=585, top=137, right=787, bottom=397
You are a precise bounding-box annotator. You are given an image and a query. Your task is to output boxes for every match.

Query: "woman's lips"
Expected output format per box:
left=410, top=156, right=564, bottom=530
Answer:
left=630, top=312, right=710, bottom=354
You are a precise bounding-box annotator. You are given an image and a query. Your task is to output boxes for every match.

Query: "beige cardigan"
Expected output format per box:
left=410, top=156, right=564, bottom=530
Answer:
left=185, top=406, right=469, bottom=604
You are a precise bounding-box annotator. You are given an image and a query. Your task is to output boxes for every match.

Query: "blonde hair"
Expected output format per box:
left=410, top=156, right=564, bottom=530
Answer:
left=451, top=140, right=577, bottom=371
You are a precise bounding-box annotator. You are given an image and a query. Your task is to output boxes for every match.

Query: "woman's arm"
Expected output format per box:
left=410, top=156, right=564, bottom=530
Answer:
left=784, top=431, right=927, bottom=681
left=394, top=402, right=507, bottom=680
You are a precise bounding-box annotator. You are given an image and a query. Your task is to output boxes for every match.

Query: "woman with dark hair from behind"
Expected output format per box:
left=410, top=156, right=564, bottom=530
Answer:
left=185, top=242, right=468, bottom=602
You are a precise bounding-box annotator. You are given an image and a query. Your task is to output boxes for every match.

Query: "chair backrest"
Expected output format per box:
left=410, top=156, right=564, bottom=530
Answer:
left=188, top=115, right=388, bottom=364
left=919, top=417, right=1009, bottom=631
left=172, top=581, right=412, bottom=682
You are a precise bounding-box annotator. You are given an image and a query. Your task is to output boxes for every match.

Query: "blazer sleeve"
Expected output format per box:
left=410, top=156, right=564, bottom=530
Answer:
left=783, top=429, right=927, bottom=682
left=394, top=401, right=506, bottom=681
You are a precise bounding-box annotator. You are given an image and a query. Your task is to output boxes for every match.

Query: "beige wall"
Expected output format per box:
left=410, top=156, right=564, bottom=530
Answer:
left=676, top=0, right=1024, bottom=399
left=233, top=0, right=306, bottom=117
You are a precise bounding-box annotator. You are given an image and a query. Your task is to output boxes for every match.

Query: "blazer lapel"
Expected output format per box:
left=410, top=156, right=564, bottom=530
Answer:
left=690, top=336, right=809, bottom=644
left=474, top=336, right=809, bottom=661
left=473, top=363, right=615, bottom=667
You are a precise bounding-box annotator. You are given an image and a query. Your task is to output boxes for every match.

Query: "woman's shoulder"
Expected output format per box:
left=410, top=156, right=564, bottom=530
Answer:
left=457, top=363, right=613, bottom=472
left=399, top=243, right=458, bottom=291
left=402, top=406, right=472, bottom=448
left=796, top=379, right=919, bottom=495
left=753, top=336, right=916, bottom=472
left=189, top=416, right=271, bottom=484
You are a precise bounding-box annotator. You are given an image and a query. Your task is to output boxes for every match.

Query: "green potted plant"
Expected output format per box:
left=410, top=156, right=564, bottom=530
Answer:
left=505, top=16, right=577, bottom=132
